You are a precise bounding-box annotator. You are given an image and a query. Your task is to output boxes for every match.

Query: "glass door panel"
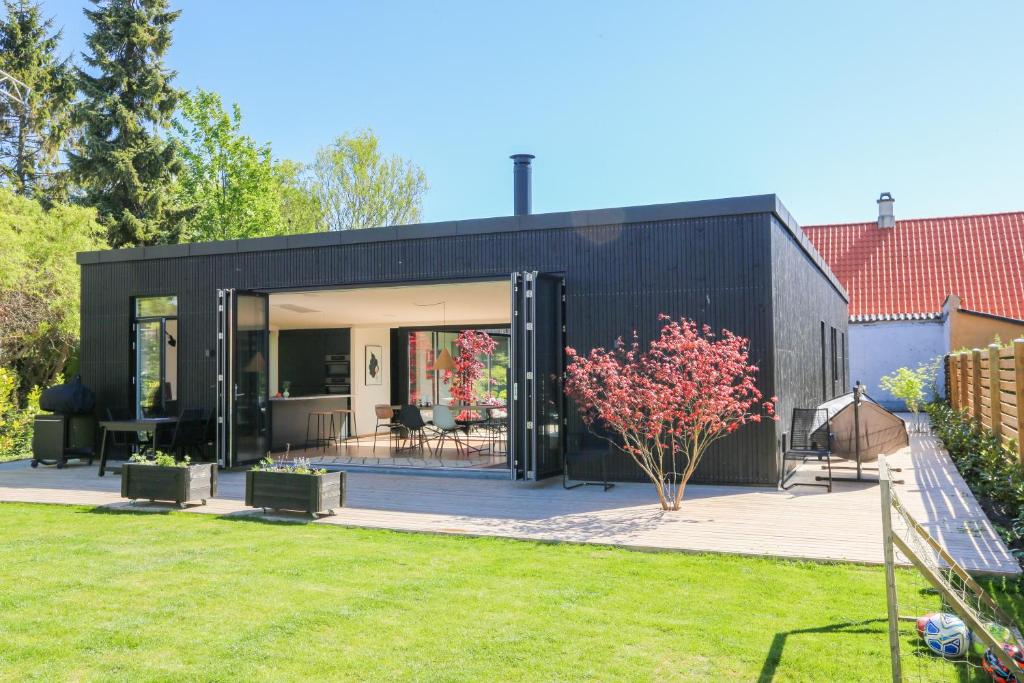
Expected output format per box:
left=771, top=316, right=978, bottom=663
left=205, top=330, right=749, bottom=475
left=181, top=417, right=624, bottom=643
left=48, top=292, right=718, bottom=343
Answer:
left=234, top=292, right=269, bottom=465
left=531, top=273, right=566, bottom=479
left=136, top=320, right=162, bottom=417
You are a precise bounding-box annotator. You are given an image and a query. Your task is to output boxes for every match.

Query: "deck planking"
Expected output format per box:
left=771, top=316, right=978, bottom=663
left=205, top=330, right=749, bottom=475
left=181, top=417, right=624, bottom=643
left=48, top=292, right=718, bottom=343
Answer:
left=0, top=433, right=1018, bottom=575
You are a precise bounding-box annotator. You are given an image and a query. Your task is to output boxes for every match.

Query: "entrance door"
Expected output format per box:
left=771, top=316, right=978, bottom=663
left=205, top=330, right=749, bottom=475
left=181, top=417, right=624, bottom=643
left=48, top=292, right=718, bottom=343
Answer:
left=509, top=272, right=566, bottom=480
left=216, top=289, right=270, bottom=468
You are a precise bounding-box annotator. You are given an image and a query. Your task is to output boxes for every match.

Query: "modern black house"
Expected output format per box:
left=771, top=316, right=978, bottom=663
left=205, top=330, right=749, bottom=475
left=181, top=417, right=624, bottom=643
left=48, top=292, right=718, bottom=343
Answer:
left=76, top=162, right=849, bottom=486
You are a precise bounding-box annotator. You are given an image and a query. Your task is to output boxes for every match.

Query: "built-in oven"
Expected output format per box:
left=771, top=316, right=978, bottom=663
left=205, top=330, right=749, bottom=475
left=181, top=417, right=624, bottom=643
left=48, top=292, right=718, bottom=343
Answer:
left=324, top=378, right=350, bottom=394
left=325, top=354, right=350, bottom=378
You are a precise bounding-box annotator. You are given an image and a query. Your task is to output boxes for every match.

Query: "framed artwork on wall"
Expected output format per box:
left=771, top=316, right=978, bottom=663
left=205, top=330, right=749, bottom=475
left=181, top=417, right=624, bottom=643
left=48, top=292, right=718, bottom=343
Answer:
left=365, top=345, right=383, bottom=385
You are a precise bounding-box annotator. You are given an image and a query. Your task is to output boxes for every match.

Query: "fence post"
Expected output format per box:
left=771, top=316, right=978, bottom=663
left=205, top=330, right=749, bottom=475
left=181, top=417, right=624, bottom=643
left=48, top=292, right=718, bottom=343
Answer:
left=989, top=343, right=1002, bottom=441
left=949, top=354, right=959, bottom=410
left=960, top=351, right=969, bottom=412
left=972, top=348, right=983, bottom=424
left=1015, top=339, right=1024, bottom=465
left=879, top=457, right=903, bottom=683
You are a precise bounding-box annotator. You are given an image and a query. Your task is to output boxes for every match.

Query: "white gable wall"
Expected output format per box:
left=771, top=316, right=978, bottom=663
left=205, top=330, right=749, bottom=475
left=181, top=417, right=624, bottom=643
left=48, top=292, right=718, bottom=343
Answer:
left=849, top=318, right=948, bottom=410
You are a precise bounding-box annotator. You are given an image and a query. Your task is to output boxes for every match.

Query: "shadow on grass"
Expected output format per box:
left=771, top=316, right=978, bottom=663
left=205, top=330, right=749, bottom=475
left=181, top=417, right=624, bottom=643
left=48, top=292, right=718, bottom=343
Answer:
left=214, top=509, right=318, bottom=525
left=757, top=618, right=889, bottom=683
left=81, top=505, right=175, bottom=516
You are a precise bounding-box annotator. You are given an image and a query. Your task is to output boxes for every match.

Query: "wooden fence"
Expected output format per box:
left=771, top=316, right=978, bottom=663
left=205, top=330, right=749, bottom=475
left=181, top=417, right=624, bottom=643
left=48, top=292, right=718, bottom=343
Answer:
left=947, top=339, right=1024, bottom=463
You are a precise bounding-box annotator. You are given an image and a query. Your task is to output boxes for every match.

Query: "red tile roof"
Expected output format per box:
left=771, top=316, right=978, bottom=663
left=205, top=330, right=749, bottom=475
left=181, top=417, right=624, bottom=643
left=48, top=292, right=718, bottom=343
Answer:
left=803, top=212, right=1024, bottom=321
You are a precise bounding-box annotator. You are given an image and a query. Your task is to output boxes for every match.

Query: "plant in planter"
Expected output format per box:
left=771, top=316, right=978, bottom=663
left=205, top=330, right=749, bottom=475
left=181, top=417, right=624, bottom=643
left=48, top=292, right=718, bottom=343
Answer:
left=120, top=451, right=217, bottom=508
left=245, top=456, right=345, bottom=518
left=564, top=315, right=775, bottom=511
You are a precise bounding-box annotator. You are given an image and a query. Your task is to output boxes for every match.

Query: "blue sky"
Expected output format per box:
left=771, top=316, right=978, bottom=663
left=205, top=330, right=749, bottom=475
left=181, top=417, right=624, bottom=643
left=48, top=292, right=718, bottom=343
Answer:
left=43, top=1, right=1024, bottom=225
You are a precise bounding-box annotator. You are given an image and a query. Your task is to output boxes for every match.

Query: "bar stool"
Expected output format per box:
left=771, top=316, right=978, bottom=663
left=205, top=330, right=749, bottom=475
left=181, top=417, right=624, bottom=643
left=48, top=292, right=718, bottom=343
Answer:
left=332, top=408, right=359, bottom=447
left=304, top=411, right=337, bottom=452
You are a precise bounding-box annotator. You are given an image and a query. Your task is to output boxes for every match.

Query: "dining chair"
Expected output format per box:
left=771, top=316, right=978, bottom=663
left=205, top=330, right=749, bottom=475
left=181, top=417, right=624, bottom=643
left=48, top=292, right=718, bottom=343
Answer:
left=429, top=405, right=469, bottom=458
left=372, top=404, right=400, bottom=453
left=397, top=404, right=431, bottom=455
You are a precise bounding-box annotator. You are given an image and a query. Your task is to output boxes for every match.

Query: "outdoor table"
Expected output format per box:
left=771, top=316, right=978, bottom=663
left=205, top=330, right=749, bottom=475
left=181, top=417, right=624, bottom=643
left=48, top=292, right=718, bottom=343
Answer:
left=97, top=417, right=178, bottom=477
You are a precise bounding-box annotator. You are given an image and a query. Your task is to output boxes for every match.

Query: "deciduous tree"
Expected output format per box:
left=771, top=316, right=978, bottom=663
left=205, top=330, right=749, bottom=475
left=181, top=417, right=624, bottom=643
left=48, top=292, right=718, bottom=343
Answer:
left=446, top=330, right=497, bottom=406
left=310, top=129, right=427, bottom=231
left=273, top=158, right=325, bottom=233
left=0, top=187, right=105, bottom=397
left=564, top=315, right=775, bottom=510
left=172, top=89, right=284, bottom=241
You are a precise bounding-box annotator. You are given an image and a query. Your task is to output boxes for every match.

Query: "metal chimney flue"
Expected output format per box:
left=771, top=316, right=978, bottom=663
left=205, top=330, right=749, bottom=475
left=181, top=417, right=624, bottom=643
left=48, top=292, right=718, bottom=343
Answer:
left=877, top=192, right=895, bottom=228
left=510, top=153, right=534, bottom=216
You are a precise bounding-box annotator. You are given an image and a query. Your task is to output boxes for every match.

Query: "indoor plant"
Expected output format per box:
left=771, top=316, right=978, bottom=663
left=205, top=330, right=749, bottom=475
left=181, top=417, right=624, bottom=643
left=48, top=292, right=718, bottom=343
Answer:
left=120, top=451, right=217, bottom=508
left=245, top=456, right=345, bottom=518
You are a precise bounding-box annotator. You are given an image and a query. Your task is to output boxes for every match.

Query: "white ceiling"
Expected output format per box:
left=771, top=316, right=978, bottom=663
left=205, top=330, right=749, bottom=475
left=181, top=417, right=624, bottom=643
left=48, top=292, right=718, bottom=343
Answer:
left=269, top=281, right=511, bottom=330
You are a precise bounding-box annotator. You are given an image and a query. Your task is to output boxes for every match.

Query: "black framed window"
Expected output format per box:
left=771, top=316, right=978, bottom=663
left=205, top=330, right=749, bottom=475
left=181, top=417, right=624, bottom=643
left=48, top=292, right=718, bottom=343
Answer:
left=407, top=329, right=510, bottom=406
left=820, top=321, right=827, bottom=401
left=133, top=296, right=178, bottom=417
left=831, top=326, right=838, bottom=385
left=841, top=332, right=847, bottom=392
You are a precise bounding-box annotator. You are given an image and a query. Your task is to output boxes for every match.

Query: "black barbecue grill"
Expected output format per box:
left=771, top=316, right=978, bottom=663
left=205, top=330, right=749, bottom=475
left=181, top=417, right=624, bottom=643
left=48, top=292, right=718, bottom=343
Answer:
left=31, top=376, right=98, bottom=469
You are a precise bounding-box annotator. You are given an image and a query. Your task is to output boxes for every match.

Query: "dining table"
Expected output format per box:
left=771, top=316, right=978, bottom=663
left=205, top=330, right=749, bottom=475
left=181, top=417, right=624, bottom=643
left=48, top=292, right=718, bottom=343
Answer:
left=389, top=404, right=505, bottom=455
left=97, top=417, right=178, bottom=476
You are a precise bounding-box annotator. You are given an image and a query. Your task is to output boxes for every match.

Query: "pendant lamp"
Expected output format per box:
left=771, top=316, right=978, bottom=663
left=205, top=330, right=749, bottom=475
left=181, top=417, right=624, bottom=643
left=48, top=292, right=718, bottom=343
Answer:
left=433, top=300, right=456, bottom=371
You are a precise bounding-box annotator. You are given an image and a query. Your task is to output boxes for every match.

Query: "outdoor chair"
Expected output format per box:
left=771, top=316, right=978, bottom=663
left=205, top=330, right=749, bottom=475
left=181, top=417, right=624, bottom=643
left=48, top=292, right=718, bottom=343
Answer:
left=429, top=405, right=469, bottom=457
left=105, top=407, right=143, bottom=456
left=396, top=404, right=431, bottom=455
left=780, top=408, right=833, bottom=492
left=154, top=408, right=209, bottom=462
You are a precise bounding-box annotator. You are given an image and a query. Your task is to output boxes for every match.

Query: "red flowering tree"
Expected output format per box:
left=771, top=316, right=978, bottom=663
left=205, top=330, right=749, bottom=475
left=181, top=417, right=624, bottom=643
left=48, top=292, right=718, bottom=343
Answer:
left=564, top=315, right=776, bottom=510
left=446, top=330, right=498, bottom=408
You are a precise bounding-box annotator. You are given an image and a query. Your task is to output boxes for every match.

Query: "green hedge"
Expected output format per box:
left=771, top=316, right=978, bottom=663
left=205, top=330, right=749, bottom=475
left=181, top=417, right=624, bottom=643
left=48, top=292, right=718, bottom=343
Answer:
left=926, top=402, right=1024, bottom=552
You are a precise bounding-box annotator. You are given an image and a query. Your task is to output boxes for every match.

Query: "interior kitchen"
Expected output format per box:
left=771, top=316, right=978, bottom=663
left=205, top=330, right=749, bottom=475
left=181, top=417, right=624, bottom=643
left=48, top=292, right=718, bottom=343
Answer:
left=265, top=281, right=511, bottom=463
left=268, top=327, right=353, bottom=451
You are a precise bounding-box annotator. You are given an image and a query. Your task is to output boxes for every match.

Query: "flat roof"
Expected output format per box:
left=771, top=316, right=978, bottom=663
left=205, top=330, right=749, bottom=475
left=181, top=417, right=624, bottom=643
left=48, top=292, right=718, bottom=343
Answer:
left=76, top=193, right=847, bottom=301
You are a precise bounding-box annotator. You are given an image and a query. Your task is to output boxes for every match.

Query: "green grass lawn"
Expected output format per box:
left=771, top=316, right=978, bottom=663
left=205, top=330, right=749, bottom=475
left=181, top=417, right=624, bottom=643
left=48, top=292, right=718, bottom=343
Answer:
left=0, top=503, right=1021, bottom=682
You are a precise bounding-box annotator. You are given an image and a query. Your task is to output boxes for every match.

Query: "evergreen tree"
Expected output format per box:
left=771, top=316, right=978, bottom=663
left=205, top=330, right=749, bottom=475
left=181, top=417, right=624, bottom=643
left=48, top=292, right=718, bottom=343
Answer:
left=69, top=0, right=188, bottom=247
left=0, top=0, right=76, bottom=202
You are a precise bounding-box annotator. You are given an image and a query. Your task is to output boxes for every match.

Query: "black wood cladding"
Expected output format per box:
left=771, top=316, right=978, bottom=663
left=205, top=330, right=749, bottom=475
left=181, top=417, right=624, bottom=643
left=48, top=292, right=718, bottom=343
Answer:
left=80, top=211, right=847, bottom=485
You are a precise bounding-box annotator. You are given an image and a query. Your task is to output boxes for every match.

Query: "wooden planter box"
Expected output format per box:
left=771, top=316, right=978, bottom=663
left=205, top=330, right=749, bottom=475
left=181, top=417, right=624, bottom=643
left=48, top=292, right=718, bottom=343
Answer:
left=121, top=463, right=217, bottom=508
left=245, top=470, right=345, bottom=518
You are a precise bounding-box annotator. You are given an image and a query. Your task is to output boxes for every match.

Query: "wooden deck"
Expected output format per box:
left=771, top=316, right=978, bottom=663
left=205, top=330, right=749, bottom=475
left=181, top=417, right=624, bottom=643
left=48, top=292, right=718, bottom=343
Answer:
left=1, top=432, right=1018, bottom=575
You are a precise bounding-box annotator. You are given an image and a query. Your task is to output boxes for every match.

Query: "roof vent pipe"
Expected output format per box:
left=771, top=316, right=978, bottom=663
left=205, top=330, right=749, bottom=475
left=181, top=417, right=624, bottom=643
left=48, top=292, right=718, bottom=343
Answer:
left=877, top=192, right=895, bottom=228
left=510, top=153, right=534, bottom=216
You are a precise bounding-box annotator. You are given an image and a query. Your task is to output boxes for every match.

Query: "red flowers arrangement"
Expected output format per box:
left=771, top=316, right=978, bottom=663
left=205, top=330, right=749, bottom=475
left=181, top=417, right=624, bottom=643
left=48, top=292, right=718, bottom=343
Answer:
left=564, top=315, right=776, bottom=510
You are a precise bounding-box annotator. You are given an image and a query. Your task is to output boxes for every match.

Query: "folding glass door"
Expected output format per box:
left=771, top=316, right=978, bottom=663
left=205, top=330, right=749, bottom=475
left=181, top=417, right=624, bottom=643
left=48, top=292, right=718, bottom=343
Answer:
left=216, top=289, right=270, bottom=467
left=509, top=271, right=566, bottom=480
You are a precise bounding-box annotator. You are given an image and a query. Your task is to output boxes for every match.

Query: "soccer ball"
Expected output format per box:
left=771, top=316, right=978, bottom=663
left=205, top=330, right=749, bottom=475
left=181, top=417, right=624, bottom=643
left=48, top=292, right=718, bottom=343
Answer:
left=916, top=613, right=936, bottom=637
left=921, top=612, right=971, bottom=658
left=972, top=621, right=1014, bottom=658
left=983, top=643, right=1024, bottom=683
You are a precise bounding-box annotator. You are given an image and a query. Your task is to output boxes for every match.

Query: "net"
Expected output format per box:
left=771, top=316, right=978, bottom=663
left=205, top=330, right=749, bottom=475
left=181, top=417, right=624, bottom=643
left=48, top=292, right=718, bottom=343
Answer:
left=881, top=456, right=1024, bottom=682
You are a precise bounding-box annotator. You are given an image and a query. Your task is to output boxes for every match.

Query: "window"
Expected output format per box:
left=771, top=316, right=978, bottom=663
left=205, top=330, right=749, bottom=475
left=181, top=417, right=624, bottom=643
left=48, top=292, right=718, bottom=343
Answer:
left=134, top=296, right=178, bottom=417
left=407, top=329, right=510, bottom=405
left=820, top=321, right=827, bottom=401
left=841, top=332, right=847, bottom=392
left=831, top=326, right=838, bottom=384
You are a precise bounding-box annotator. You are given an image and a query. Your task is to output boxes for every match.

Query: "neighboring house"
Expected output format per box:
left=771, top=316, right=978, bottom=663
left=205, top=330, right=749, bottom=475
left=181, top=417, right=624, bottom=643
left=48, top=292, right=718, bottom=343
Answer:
left=75, top=162, right=849, bottom=486
left=804, top=196, right=1024, bottom=409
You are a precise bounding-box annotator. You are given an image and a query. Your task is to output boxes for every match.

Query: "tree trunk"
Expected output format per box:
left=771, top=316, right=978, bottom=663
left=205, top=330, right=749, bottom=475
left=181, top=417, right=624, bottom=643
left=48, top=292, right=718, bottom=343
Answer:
left=672, top=480, right=687, bottom=510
